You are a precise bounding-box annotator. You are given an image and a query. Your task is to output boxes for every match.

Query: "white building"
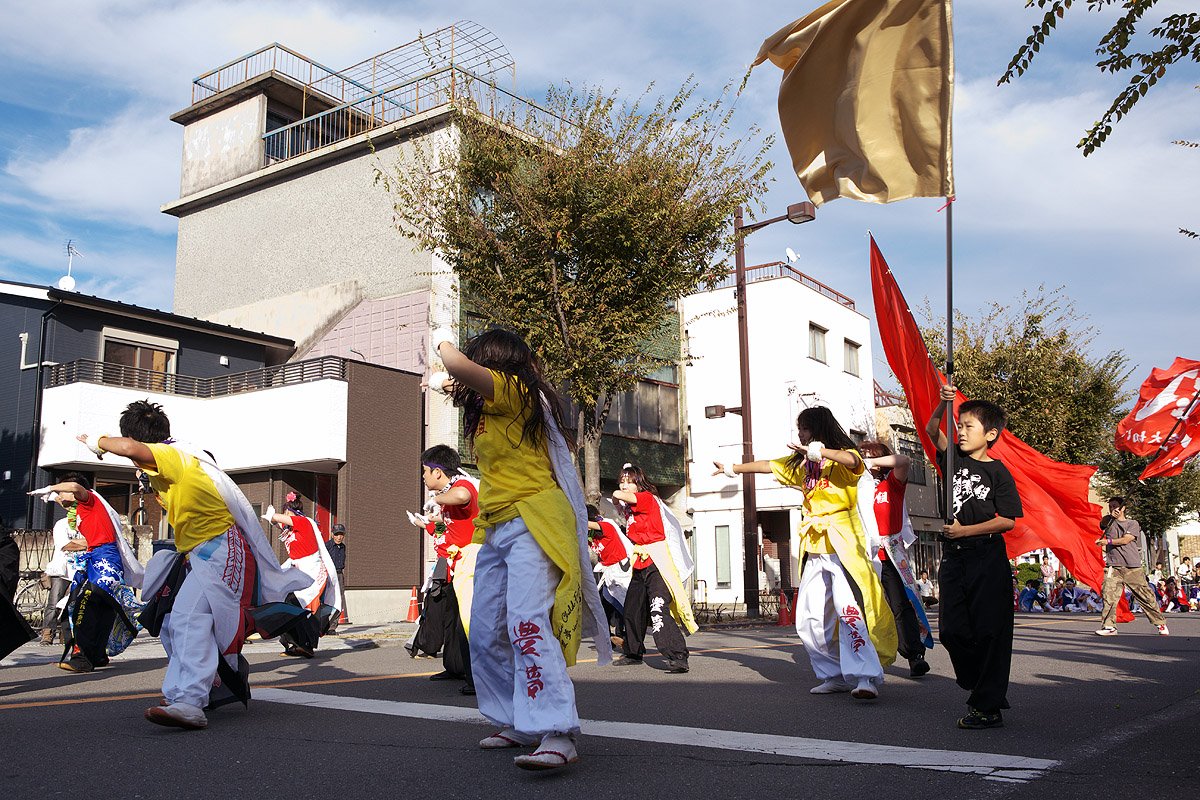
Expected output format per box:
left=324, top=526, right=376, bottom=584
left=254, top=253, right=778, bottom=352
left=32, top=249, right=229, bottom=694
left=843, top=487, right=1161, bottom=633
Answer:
left=682, top=262, right=875, bottom=606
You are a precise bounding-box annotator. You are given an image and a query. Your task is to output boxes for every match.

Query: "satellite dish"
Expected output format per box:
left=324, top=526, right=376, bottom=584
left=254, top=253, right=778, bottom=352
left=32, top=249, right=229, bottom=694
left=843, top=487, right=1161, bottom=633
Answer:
left=57, top=274, right=76, bottom=291
left=785, top=247, right=799, bottom=264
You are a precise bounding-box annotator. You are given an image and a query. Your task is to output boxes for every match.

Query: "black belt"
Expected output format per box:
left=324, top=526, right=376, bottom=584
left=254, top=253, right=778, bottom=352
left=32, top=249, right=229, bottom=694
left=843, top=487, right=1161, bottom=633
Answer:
left=939, top=533, right=1003, bottom=551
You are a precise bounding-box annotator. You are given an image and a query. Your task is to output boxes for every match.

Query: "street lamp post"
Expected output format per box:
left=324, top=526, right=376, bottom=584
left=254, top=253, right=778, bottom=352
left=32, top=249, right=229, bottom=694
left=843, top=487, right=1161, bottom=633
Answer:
left=730, top=202, right=815, bottom=617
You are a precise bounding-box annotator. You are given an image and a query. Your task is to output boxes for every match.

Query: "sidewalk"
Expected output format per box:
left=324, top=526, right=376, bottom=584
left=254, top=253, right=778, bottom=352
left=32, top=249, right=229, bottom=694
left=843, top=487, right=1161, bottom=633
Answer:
left=1, top=621, right=419, bottom=668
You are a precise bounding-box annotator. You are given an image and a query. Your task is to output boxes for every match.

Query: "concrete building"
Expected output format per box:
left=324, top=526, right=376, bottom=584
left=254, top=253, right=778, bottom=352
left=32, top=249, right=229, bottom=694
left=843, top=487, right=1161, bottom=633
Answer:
left=1, top=279, right=423, bottom=623
left=682, top=262, right=875, bottom=606
left=159, top=22, right=688, bottom=530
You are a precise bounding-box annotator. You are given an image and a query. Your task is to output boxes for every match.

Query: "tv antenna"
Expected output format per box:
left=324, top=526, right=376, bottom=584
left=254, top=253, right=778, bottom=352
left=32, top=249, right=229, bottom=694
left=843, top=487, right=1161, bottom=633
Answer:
left=59, top=240, right=83, bottom=291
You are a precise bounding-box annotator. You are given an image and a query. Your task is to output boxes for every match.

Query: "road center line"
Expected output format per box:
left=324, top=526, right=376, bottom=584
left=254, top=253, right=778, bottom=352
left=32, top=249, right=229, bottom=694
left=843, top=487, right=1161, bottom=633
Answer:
left=255, top=687, right=1060, bottom=783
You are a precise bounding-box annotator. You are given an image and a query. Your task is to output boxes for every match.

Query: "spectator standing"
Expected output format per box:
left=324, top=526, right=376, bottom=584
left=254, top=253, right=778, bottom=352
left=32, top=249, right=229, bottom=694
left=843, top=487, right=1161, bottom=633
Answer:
left=1095, top=497, right=1168, bottom=636
left=327, top=524, right=348, bottom=626
left=1040, top=557, right=1054, bottom=592
left=40, top=507, right=85, bottom=645
left=916, top=570, right=937, bottom=607
left=1176, top=556, right=1193, bottom=592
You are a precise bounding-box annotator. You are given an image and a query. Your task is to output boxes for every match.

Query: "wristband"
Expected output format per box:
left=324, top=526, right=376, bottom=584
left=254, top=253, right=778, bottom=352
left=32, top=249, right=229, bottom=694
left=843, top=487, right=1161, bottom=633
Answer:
left=721, top=463, right=736, bottom=479
left=431, top=328, right=455, bottom=351
left=428, top=371, right=450, bottom=394
left=82, top=433, right=109, bottom=457
left=805, top=441, right=824, bottom=462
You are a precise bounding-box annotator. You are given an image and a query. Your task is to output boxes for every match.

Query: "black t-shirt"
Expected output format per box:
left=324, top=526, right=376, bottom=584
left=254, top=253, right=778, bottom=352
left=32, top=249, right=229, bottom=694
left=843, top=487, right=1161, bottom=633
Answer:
left=937, top=446, right=1023, bottom=527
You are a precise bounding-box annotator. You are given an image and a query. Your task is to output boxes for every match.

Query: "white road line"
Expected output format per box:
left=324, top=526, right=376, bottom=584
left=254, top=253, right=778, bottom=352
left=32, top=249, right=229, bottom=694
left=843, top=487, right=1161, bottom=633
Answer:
left=256, top=688, right=1060, bottom=783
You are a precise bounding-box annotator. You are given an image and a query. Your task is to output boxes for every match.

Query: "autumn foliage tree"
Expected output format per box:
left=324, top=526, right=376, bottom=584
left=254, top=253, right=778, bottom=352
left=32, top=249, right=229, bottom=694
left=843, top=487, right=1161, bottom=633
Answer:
left=374, top=78, right=773, bottom=500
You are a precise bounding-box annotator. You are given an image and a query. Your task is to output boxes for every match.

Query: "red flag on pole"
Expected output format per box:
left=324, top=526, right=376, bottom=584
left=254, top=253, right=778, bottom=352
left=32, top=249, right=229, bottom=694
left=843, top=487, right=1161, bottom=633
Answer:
left=1115, top=358, right=1200, bottom=480
left=869, top=237, right=1128, bottom=618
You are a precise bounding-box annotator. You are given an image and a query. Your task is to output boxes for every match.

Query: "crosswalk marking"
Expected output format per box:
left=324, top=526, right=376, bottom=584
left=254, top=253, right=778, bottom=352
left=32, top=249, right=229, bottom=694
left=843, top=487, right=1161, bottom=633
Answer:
left=256, top=687, right=1060, bottom=783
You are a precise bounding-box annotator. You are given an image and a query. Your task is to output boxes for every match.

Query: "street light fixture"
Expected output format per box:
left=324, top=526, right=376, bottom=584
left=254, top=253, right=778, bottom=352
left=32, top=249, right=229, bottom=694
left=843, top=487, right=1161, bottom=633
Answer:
left=729, top=201, right=816, bottom=618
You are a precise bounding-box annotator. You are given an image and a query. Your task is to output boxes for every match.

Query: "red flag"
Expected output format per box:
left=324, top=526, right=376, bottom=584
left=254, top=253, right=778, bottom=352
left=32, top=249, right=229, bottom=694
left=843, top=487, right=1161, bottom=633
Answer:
left=1115, top=358, right=1200, bottom=480
left=869, top=237, right=1129, bottom=619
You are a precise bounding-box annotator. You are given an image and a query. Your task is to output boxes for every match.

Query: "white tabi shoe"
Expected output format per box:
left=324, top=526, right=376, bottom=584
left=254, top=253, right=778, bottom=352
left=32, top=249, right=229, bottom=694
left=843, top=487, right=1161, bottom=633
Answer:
left=479, top=728, right=537, bottom=750
left=810, top=679, right=854, bottom=694
left=851, top=679, right=879, bottom=700
left=144, top=701, right=207, bottom=729
left=514, top=733, right=579, bottom=771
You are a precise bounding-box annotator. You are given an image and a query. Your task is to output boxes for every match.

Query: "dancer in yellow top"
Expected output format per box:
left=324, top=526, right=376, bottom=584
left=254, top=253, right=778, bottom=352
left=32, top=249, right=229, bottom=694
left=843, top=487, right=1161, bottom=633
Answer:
left=714, top=406, right=896, bottom=699
left=434, top=326, right=608, bottom=771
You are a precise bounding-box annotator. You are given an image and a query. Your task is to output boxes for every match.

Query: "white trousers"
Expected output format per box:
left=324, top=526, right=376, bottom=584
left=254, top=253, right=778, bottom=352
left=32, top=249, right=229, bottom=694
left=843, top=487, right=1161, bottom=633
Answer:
left=470, top=516, right=579, bottom=738
left=161, top=574, right=226, bottom=708
left=796, top=553, right=884, bottom=686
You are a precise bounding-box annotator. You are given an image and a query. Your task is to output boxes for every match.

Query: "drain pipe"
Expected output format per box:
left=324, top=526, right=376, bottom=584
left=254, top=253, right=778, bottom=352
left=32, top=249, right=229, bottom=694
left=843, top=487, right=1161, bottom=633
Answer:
left=25, top=300, right=63, bottom=527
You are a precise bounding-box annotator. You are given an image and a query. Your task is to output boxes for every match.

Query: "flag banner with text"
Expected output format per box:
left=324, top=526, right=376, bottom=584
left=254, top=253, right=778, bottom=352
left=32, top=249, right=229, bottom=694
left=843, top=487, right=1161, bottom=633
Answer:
left=1115, top=358, right=1200, bottom=480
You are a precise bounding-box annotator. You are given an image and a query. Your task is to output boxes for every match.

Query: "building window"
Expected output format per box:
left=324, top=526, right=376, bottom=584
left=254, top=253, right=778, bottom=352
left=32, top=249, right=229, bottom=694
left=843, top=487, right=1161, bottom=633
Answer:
left=809, top=324, right=826, bottom=363
left=844, top=340, right=860, bottom=377
left=101, top=327, right=178, bottom=391
left=896, top=432, right=927, bottom=485
left=601, top=380, right=682, bottom=444
left=715, top=525, right=731, bottom=589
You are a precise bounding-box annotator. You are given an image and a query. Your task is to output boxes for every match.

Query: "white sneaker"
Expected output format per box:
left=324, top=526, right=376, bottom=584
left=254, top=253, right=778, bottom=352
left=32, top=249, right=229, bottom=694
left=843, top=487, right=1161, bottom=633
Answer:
left=514, top=733, right=578, bottom=770
left=1157, top=624, right=1170, bottom=636
left=144, top=702, right=207, bottom=729
left=810, top=679, right=853, bottom=694
left=851, top=679, right=879, bottom=700
left=1094, top=627, right=1118, bottom=636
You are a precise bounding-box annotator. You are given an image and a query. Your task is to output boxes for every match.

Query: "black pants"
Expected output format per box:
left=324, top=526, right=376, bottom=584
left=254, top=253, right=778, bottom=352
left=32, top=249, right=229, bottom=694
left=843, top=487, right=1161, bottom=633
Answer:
left=623, top=564, right=687, bottom=662
left=278, top=592, right=321, bottom=654
left=879, top=557, right=925, bottom=661
left=440, top=583, right=472, bottom=686
left=63, top=582, right=119, bottom=671
left=938, top=537, right=1013, bottom=713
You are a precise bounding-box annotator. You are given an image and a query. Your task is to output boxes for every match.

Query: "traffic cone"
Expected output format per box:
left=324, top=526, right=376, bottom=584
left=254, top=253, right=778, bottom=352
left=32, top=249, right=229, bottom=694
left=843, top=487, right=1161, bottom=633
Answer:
left=777, top=589, right=797, bottom=627
left=406, top=587, right=420, bottom=622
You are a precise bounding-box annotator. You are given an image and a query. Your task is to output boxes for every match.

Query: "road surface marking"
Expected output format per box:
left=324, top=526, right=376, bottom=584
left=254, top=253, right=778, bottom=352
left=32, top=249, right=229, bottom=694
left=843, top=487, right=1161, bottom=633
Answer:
left=256, top=687, right=1060, bottom=783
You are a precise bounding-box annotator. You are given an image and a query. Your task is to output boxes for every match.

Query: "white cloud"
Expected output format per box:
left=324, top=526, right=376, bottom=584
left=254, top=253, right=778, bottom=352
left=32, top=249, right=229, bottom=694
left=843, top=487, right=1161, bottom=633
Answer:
left=6, top=106, right=182, bottom=233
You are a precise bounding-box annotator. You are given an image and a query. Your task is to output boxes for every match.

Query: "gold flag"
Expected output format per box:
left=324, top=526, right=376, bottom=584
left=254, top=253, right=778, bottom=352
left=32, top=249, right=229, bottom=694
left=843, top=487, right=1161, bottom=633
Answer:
left=753, top=0, right=954, bottom=206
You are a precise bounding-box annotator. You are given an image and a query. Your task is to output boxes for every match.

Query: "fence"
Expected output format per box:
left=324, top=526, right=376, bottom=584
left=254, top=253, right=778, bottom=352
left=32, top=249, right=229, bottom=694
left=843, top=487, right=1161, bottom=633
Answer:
left=45, top=355, right=347, bottom=399
left=711, top=261, right=855, bottom=309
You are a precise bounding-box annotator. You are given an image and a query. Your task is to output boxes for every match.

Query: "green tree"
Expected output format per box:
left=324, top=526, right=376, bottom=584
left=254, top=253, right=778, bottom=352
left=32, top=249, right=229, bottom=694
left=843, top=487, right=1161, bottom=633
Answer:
left=999, top=1, right=1199, bottom=155
left=920, top=286, right=1131, bottom=465
left=1092, top=448, right=1200, bottom=544
left=374, top=78, right=773, bottom=500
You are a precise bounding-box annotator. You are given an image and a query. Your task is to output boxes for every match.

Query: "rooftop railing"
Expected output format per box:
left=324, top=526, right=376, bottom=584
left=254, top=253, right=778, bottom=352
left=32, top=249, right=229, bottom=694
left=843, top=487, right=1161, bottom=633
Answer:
left=711, top=261, right=855, bottom=309
left=262, top=64, right=566, bottom=166
left=191, top=43, right=360, bottom=107
left=45, top=356, right=348, bottom=399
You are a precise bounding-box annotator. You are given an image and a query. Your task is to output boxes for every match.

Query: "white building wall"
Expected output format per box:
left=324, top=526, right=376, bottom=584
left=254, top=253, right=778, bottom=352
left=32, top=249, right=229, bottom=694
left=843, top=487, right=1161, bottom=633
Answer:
left=682, top=274, right=875, bottom=605
left=38, top=379, right=349, bottom=473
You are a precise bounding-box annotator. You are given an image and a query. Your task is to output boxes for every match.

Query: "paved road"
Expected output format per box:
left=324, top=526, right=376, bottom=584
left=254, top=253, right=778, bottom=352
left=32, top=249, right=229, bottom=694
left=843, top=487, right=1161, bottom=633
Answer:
left=3, top=613, right=1198, bottom=798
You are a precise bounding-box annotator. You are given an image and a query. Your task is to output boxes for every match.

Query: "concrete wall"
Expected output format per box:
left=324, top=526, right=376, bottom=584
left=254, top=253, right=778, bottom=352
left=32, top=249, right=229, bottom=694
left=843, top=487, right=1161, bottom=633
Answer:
left=180, top=95, right=267, bottom=197
left=208, top=279, right=365, bottom=357
left=682, top=274, right=875, bottom=605
left=172, top=126, right=449, bottom=319
left=39, top=378, right=349, bottom=472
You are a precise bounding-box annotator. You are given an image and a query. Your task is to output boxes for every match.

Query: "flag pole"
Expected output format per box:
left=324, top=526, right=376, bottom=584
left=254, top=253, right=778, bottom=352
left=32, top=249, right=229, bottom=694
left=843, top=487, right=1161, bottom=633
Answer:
left=944, top=197, right=955, bottom=523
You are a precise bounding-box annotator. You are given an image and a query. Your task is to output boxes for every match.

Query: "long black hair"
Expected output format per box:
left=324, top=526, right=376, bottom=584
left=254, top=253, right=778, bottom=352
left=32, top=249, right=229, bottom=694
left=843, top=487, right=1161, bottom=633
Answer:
left=447, top=328, right=574, bottom=451
left=786, top=406, right=860, bottom=471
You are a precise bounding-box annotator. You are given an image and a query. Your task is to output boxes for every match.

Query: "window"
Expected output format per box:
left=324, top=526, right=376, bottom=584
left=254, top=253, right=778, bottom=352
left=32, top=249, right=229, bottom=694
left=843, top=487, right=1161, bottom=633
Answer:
left=809, top=324, right=826, bottom=363
left=715, top=525, right=731, bottom=588
left=101, top=327, right=177, bottom=391
left=601, top=380, right=682, bottom=444
left=844, top=340, right=860, bottom=377
left=896, top=432, right=927, bottom=485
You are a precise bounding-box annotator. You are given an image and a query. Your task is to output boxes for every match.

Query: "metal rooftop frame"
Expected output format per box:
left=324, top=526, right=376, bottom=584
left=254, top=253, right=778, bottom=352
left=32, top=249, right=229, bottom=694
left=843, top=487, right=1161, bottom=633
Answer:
left=187, top=21, right=556, bottom=167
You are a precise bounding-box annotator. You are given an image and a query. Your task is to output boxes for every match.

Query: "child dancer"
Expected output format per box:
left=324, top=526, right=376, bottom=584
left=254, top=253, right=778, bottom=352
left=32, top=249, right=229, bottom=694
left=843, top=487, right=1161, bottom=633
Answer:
left=611, top=464, right=696, bottom=672
left=714, top=406, right=896, bottom=698
left=263, top=492, right=342, bottom=657
left=434, top=327, right=609, bottom=770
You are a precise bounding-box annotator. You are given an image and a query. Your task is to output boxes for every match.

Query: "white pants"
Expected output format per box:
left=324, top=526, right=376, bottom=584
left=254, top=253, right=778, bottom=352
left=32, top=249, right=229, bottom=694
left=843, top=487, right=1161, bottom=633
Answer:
left=796, top=553, right=884, bottom=686
left=161, top=574, right=226, bottom=708
left=470, top=517, right=579, bottom=738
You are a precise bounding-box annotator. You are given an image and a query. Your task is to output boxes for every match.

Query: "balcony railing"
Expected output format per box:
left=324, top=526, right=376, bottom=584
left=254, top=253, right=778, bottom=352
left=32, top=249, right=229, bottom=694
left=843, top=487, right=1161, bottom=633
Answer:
left=262, top=64, right=567, bottom=166
left=191, top=43, right=367, bottom=107
left=45, top=356, right=348, bottom=399
left=711, top=261, right=855, bottom=309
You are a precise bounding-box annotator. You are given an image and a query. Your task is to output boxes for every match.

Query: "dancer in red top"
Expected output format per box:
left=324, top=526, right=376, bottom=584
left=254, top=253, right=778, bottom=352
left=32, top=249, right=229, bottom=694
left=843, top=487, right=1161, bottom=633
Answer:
left=411, top=445, right=479, bottom=694
left=587, top=504, right=632, bottom=646
left=611, top=464, right=696, bottom=673
left=265, top=493, right=342, bottom=657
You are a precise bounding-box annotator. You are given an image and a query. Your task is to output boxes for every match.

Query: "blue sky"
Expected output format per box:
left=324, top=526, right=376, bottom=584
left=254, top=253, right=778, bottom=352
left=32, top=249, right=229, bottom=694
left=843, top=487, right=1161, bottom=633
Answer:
left=1, top=1, right=1197, bottom=398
